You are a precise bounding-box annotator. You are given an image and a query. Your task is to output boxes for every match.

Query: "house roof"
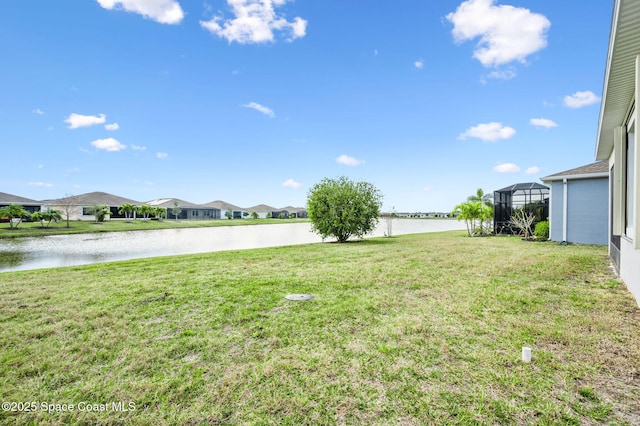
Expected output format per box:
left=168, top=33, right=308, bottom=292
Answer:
left=596, top=0, right=640, bottom=160
left=245, top=204, right=278, bottom=212
left=0, top=192, right=43, bottom=205
left=203, top=200, right=243, bottom=210
left=495, top=182, right=549, bottom=194
left=43, top=192, right=141, bottom=206
left=541, top=161, right=610, bottom=182
left=280, top=206, right=307, bottom=213
left=146, top=198, right=204, bottom=208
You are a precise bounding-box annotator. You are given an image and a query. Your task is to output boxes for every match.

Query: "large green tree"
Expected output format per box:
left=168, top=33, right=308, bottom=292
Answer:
left=0, top=204, right=31, bottom=229
left=307, top=176, right=383, bottom=243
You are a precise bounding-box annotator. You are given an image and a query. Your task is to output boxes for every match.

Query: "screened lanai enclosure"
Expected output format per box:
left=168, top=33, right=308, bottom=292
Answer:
left=494, top=182, right=549, bottom=235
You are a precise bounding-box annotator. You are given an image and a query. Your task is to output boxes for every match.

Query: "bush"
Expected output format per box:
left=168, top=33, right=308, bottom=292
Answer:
left=307, top=176, right=383, bottom=243
left=534, top=221, right=550, bottom=240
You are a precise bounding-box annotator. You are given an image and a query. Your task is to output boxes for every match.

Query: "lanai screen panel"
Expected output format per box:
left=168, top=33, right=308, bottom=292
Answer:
left=493, top=183, right=549, bottom=234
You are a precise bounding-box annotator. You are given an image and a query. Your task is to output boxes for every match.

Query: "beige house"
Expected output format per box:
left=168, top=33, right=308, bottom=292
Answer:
left=146, top=198, right=221, bottom=220
left=595, top=0, right=640, bottom=306
left=42, top=192, right=142, bottom=221
left=204, top=200, right=246, bottom=219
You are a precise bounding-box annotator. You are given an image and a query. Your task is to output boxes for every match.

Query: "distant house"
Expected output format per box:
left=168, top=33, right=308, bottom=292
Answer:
left=595, top=0, right=640, bottom=305
left=541, top=162, right=609, bottom=245
left=0, top=192, right=43, bottom=214
left=281, top=206, right=308, bottom=219
left=146, top=198, right=221, bottom=220
left=42, top=192, right=142, bottom=221
left=245, top=204, right=279, bottom=219
left=204, top=200, right=246, bottom=219
left=394, top=212, right=451, bottom=218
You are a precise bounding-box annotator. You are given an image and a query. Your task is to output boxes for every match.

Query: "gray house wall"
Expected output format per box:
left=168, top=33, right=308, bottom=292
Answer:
left=549, top=181, right=564, bottom=242
left=549, top=178, right=608, bottom=245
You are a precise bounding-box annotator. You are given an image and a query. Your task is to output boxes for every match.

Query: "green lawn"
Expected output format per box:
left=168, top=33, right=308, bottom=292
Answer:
left=1, top=231, right=639, bottom=425
left=0, top=218, right=308, bottom=239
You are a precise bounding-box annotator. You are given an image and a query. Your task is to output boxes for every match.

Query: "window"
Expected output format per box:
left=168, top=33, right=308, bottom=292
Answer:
left=626, top=118, right=636, bottom=237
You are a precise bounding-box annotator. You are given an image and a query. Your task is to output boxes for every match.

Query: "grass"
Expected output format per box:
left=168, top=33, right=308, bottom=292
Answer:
left=0, top=218, right=308, bottom=239
left=1, top=231, right=639, bottom=425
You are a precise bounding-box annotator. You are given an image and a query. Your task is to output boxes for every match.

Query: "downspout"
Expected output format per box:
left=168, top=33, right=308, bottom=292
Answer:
left=562, top=178, right=568, bottom=243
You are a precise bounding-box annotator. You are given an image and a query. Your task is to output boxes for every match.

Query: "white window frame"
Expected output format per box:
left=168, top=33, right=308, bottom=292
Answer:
left=625, top=112, right=637, bottom=242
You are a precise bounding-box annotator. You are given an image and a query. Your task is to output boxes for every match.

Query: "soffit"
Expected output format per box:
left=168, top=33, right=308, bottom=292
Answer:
left=596, top=0, right=640, bottom=160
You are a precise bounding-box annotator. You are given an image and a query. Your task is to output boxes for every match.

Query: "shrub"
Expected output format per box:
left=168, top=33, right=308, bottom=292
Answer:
left=307, top=176, right=383, bottom=243
left=534, top=221, right=550, bottom=240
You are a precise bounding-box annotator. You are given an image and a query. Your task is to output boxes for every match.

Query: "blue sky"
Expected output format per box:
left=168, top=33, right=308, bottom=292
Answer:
left=1, top=0, right=612, bottom=212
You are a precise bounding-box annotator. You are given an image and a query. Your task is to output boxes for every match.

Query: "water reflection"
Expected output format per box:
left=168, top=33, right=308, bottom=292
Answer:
left=0, top=220, right=465, bottom=272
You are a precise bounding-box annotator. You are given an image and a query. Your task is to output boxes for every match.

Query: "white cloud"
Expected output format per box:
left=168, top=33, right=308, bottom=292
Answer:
left=131, top=145, right=147, bottom=151
left=200, top=0, right=307, bottom=44
left=96, top=0, right=184, bottom=25
left=446, top=0, right=550, bottom=67
left=37, top=164, right=45, bottom=169
left=563, top=91, right=601, bottom=109
left=65, top=113, right=106, bottom=129
left=28, top=182, right=54, bottom=187
left=91, top=138, right=126, bottom=152
left=105, top=122, right=120, bottom=131
left=156, top=152, right=169, bottom=159
left=374, top=49, right=379, bottom=56
left=458, top=122, right=516, bottom=142
left=414, top=60, right=425, bottom=69
left=526, top=166, right=541, bottom=174
left=282, top=178, right=303, bottom=189
left=530, top=118, right=558, bottom=129
left=422, top=186, right=433, bottom=193
left=33, top=108, right=44, bottom=115
left=336, top=154, right=365, bottom=166
left=243, top=102, right=275, bottom=118
left=493, top=163, right=520, bottom=173
left=486, top=68, right=516, bottom=81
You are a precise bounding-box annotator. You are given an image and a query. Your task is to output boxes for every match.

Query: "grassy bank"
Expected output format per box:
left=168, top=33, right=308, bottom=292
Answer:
left=1, top=231, right=639, bottom=425
left=0, top=218, right=308, bottom=239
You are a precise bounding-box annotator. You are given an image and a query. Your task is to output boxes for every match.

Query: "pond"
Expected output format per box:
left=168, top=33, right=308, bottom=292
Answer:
left=0, top=219, right=465, bottom=272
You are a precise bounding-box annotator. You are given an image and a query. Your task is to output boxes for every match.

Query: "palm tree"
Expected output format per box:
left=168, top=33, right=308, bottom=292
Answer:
left=31, top=209, right=63, bottom=228
left=477, top=203, right=494, bottom=235
left=137, top=204, right=155, bottom=221
left=118, top=203, right=137, bottom=221
left=153, top=207, right=166, bottom=220
left=467, top=188, right=493, bottom=207
left=452, top=201, right=481, bottom=237
left=0, top=204, right=31, bottom=229
left=89, top=205, right=111, bottom=222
